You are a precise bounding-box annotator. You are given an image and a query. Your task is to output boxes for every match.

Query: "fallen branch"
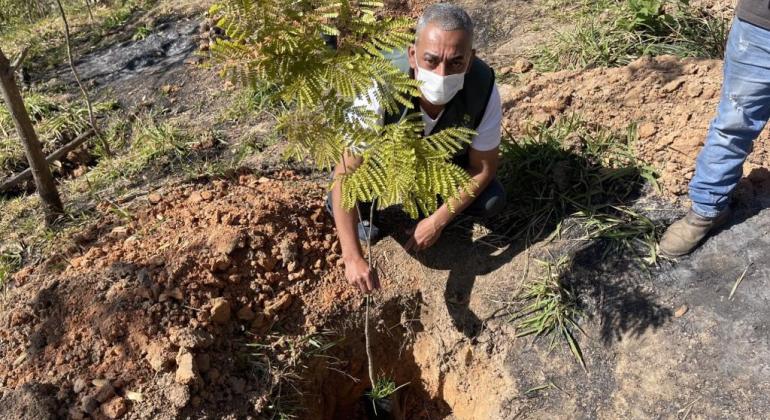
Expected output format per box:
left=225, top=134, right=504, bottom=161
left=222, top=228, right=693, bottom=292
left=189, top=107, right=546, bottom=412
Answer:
left=0, top=129, right=95, bottom=193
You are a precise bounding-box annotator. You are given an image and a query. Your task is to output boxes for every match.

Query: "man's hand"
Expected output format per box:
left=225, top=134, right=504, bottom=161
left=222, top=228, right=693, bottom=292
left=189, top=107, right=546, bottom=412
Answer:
left=405, top=216, right=444, bottom=252
left=344, top=256, right=379, bottom=294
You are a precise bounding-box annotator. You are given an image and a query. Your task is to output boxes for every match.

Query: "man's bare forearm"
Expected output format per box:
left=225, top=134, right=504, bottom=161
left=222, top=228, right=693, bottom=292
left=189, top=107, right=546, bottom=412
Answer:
left=331, top=161, right=365, bottom=262
left=431, top=168, right=494, bottom=227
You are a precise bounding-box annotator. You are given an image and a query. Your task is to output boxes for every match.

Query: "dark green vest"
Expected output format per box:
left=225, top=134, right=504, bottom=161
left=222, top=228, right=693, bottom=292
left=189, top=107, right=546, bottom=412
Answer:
left=384, top=58, right=496, bottom=168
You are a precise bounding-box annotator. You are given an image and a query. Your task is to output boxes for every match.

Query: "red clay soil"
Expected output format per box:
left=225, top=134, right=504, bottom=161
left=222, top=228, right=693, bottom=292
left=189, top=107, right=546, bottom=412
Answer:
left=0, top=172, right=364, bottom=419
left=501, top=54, right=770, bottom=200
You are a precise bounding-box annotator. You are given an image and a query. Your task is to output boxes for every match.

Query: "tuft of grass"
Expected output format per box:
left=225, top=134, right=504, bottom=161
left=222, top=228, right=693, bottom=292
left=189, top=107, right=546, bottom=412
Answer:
left=511, top=257, right=587, bottom=371
left=0, top=242, right=24, bottom=289
left=242, top=331, right=341, bottom=419
left=533, top=0, right=728, bottom=71
left=497, top=115, right=661, bottom=263
left=131, top=24, right=152, bottom=41
left=1, top=91, right=118, bottom=173
left=367, top=377, right=409, bottom=416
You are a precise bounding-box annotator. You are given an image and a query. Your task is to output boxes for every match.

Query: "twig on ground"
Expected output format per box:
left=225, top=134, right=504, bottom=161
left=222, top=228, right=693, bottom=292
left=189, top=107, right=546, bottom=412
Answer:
left=728, top=262, right=752, bottom=301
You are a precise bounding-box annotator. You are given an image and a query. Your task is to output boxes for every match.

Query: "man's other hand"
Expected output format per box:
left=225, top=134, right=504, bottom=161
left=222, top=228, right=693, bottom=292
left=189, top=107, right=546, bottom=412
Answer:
left=405, top=216, right=443, bottom=252
left=344, top=256, right=379, bottom=294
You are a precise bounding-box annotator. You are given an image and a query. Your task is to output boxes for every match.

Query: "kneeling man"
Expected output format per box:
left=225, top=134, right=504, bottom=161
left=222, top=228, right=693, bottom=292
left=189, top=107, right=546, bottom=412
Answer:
left=329, top=4, right=506, bottom=293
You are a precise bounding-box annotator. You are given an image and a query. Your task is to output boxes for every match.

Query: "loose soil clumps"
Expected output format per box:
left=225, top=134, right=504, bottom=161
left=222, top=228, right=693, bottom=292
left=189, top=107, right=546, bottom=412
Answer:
left=501, top=55, right=770, bottom=199
left=0, top=173, right=365, bottom=418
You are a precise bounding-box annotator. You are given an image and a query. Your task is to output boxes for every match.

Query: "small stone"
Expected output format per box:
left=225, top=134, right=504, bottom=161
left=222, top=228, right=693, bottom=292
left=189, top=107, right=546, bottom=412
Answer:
left=101, top=396, right=128, bottom=419
left=189, top=191, right=203, bottom=203
left=168, top=328, right=213, bottom=349
left=210, top=298, right=231, bottom=324
left=531, top=112, right=553, bottom=126
left=148, top=193, right=162, bottom=204
left=200, top=190, right=213, bottom=200
left=265, top=293, right=293, bottom=316
left=73, top=377, right=88, bottom=393
left=674, top=305, right=689, bottom=318
left=93, top=381, right=116, bottom=403
left=256, top=251, right=277, bottom=271
left=638, top=122, right=657, bottom=139
left=287, top=261, right=297, bottom=273
left=175, top=351, right=201, bottom=385
left=686, top=83, right=703, bottom=98
left=145, top=341, right=173, bottom=372
left=662, top=79, right=684, bottom=93
left=237, top=306, right=256, bottom=321
left=510, top=58, right=533, bottom=73
left=278, top=239, right=298, bottom=264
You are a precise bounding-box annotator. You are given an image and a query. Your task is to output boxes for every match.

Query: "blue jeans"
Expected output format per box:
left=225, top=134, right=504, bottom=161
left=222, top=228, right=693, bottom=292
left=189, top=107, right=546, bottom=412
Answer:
left=689, top=18, right=770, bottom=218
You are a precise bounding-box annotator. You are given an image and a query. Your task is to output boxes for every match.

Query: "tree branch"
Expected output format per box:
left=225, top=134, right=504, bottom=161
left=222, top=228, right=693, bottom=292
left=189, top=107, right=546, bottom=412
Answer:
left=54, top=0, right=112, bottom=156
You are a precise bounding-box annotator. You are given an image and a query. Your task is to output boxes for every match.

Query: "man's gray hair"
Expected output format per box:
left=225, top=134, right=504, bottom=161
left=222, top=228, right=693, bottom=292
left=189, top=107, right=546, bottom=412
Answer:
left=415, top=3, right=474, bottom=43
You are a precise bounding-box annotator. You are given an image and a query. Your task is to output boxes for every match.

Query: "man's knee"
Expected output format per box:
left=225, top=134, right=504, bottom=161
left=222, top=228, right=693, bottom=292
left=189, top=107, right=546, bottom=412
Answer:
left=465, top=179, right=506, bottom=218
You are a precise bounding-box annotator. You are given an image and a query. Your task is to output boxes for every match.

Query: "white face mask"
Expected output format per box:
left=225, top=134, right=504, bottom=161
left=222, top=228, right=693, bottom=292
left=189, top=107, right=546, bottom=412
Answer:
left=415, top=64, right=466, bottom=106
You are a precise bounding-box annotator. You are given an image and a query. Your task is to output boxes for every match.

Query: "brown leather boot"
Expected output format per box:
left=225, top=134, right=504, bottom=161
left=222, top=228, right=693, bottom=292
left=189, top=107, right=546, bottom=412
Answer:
left=658, top=209, right=730, bottom=257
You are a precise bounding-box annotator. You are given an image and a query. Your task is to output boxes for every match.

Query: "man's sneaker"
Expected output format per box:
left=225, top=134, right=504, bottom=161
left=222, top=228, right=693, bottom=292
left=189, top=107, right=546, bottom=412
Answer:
left=658, top=209, right=730, bottom=257
left=357, top=220, right=381, bottom=243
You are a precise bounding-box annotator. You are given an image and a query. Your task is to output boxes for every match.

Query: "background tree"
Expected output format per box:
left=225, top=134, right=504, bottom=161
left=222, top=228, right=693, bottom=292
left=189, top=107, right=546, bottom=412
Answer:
left=0, top=47, right=64, bottom=225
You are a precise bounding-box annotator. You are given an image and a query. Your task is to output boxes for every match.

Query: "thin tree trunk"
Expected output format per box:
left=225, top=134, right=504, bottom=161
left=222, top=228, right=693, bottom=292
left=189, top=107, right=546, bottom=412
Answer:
left=84, top=0, right=95, bottom=26
left=54, top=0, right=112, bottom=156
left=0, top=48, right=64, bottom=225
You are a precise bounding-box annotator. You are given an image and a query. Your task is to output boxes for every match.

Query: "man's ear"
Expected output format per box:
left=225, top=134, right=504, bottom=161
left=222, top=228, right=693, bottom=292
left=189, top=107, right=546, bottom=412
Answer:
left=467, top=48, right=476, bottom=74
left=407, top=44, right=417, bottom=70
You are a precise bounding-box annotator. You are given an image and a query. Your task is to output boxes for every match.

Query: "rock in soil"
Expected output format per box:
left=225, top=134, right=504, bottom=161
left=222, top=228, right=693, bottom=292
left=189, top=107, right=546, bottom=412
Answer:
left=175, top=350, right=201, bottom=385
left=209, top=297, right=232, bottom=324
left=101, top=396, right=128, bottom=419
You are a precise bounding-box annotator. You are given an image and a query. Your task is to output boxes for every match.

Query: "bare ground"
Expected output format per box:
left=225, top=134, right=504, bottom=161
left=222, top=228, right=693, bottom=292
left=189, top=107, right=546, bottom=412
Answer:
left=2, top=0, right=770, bottom=419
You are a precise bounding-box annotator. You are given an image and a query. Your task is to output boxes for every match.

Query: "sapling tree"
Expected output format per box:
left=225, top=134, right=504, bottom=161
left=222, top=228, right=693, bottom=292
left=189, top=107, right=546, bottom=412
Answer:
left=209, top=0, right=475, bottom=218
left=209, top=0, right=475, bottom=403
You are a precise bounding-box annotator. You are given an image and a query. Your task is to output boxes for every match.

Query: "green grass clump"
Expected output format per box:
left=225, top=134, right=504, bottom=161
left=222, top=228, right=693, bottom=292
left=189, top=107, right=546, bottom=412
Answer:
left=498, top=115, right=661, bottom=262
left=0, top=242, right=23, bottom=289
left=534, top=0, right=728, bottom=70
left=511, top=257, right=586, bottom=370
left=0, top=92, right=118, bottom=174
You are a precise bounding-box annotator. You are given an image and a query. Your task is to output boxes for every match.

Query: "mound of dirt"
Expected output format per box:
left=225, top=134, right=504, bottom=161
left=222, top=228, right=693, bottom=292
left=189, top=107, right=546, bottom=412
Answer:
left=0, top=172, right=364, bottom=418
left=501, top=54, right=770, bottom=200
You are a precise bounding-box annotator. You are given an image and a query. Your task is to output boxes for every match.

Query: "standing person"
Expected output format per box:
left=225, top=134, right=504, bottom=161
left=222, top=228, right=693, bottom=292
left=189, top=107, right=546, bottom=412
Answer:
left=659, top=3, right=770, bottom=257
left=329, top=4, right=506, bottom=293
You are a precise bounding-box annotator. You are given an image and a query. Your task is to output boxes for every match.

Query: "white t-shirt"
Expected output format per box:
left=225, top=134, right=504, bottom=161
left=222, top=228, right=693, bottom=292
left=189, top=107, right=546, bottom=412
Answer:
left=352, top=84, right=503, bottom=152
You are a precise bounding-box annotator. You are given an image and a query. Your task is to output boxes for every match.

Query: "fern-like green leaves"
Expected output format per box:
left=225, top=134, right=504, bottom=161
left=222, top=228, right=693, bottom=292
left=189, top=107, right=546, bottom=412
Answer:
left=210, top=0, right=475, bottom=218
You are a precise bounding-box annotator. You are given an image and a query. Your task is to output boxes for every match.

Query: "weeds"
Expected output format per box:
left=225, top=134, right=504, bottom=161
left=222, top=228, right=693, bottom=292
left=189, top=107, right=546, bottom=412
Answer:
left=497, top=115, right=661, bottom=262
left=0, top=242, right=23, bottom=289
left=511, top=257, right=587, bottom=370
left=0, top=91, right=117, bottom=173
left=534, top=0, right=728, bottom=70
left=242, top=331, right=341, bottom=419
